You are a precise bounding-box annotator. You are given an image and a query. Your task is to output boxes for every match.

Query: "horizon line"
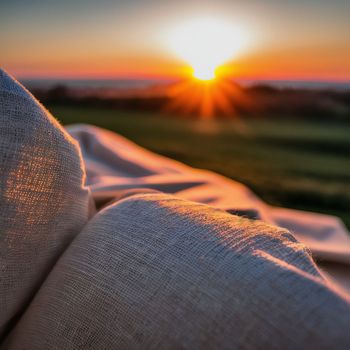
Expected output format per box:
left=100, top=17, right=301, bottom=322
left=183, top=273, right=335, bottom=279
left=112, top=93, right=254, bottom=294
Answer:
left=18, top=76, right=350, bottom=84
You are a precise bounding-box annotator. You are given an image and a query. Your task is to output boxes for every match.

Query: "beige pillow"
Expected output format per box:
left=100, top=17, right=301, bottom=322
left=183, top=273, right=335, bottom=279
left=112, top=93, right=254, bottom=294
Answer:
left=0, top=69, right=94, bottom=337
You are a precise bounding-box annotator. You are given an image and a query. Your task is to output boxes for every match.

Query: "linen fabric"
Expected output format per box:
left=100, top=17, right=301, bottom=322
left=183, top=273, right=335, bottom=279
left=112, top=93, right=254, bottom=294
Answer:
left=6, top=193, right=350, bottom=349
left=1, top=69, right=350, bottom=349
left=0, top=70, right=94, bottom=337
left=68, top=124, right=350, bottom=291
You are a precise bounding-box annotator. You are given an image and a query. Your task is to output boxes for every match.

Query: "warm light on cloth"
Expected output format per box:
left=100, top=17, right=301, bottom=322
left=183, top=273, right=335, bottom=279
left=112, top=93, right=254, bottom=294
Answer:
left=0, top=70, right=94, bottom=337
left=1, top=70, right=350, bottom=348
left=7, top=193, right=350, bottom=349
left=68, top=123, right=350, bottom=291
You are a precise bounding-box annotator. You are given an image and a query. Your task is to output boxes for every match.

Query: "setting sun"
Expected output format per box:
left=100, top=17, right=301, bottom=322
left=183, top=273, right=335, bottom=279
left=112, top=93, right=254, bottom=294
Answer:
left=193, top=66, right=216, bottom=81
left=167, top=18, right=250, bottom=80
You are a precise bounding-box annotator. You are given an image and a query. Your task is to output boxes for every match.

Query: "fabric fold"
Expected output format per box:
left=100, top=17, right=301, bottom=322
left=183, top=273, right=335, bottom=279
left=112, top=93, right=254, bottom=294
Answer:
left=6, top=193, right=350, bottom=349
left=0, top=70, right=94, bottom=338
left=68, top=123, right=350, bottom=266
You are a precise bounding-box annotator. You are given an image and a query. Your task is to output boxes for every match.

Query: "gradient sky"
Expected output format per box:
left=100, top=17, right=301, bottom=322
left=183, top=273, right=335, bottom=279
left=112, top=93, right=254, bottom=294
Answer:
left=1, top=0, right=350, bottom=81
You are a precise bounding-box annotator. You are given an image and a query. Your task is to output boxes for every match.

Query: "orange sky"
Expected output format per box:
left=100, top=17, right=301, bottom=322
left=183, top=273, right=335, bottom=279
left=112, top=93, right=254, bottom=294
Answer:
left=1, top=0, right=350, bottom=81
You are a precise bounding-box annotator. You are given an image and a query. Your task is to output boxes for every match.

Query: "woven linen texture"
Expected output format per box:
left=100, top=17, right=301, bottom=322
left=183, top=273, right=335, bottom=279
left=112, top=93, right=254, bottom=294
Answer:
left=0, top=69, right=93, bottom=337
left=68, top=124, right=350, bottom=269
left=7, top=193, right=350, bottom=349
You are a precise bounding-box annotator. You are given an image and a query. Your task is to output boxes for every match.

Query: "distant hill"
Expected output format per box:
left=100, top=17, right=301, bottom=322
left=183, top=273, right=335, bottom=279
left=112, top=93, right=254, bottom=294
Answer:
left=23, top=78, right=350, bottom=121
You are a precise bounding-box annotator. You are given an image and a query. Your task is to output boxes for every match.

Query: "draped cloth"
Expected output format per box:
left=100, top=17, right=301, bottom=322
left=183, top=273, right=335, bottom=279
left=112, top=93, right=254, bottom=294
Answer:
left=68, top=124, right=350, bottom=292
left=2, top=68, right=350, bottom=349
left=0, top=70, right=93, bottom=337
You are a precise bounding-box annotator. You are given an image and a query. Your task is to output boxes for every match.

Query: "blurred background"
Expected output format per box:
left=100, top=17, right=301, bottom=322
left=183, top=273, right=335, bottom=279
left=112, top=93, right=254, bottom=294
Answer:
left=1, top=0, right=350, bottom=227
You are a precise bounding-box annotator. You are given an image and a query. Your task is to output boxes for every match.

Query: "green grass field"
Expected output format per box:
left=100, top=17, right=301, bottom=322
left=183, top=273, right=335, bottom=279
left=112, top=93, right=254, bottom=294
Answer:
left=49, top=104, right=350, bottom=228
